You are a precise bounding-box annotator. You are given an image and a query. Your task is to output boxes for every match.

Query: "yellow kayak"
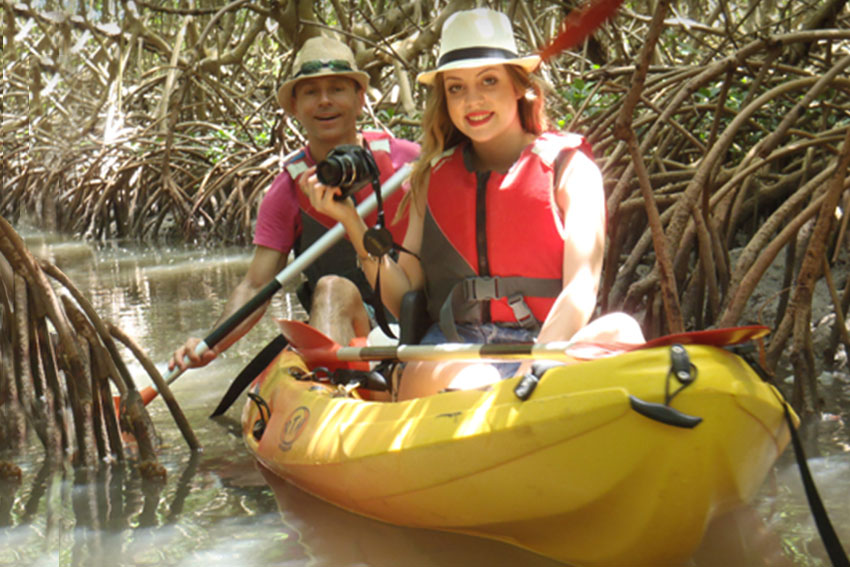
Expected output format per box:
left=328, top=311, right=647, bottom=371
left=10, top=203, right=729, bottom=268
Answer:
left=242, top=336, right=792, bottom=566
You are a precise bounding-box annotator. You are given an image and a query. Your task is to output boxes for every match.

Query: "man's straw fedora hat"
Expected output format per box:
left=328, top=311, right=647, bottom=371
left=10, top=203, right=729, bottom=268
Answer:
left=278, top=36, right=370, bottom=114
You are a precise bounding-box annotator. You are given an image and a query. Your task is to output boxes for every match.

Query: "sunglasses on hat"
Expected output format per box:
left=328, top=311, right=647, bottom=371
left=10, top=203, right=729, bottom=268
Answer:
left=294, top=59, right=353, bottom=78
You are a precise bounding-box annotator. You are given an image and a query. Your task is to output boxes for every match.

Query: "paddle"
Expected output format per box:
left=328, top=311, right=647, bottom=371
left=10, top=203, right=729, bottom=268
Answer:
left=274, top=319, right=771, bottom=370
left=638, top=325, right=770, bottom=348
left=538, top=0, right=626, bottom=61
left=132, top=162, right=413, bottom=407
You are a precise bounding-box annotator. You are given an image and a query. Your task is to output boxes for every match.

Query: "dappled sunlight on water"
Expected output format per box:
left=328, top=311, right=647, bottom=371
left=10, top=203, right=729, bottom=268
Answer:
left=2, top=229, right=848, bottom=566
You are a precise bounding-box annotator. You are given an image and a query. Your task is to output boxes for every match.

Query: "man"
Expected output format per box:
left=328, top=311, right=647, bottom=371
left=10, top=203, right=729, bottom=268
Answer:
left=169, top=36, right=419, bottom=372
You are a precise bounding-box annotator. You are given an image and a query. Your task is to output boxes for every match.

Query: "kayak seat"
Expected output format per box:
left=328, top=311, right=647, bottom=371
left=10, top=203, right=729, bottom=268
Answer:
left=399, top=290, right=432, bottom=345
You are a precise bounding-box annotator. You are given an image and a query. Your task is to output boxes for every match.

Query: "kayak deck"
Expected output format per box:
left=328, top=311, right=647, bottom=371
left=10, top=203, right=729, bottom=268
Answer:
left=242, top=343, right=791, bottom=566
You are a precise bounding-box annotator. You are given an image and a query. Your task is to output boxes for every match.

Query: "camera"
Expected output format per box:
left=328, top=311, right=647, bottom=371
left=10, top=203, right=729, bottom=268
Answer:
left=316, top=144, right=379, bottom=201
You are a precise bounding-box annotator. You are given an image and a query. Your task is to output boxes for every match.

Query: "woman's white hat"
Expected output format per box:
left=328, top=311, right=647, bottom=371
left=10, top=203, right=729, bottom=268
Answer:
left=277, top=36, right=370, bottom=114
left=417, top=8, right=541, bottom=85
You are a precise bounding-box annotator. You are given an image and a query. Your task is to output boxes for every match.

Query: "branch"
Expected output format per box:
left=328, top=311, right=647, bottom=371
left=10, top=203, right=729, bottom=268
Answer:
left=613, top=0, right=682, bottom=334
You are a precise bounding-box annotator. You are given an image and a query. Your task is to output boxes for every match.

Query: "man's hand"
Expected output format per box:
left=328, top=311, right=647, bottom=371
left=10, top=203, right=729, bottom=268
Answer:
left=168, top=337, right=218, bottom=372
left=298, top=166, right=357, bottom=222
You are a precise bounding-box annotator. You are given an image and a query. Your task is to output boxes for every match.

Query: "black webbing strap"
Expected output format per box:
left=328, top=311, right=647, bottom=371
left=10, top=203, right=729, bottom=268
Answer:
left=740, top=348, right=849, bottom=567
left=210, top=334, right=288, bottom=418
left=782, top=402, right=850, bottom=567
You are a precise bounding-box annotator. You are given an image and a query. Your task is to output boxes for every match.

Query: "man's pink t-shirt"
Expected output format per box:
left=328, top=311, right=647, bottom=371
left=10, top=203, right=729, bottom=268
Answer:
left=253, top=135, right=419, bottom=256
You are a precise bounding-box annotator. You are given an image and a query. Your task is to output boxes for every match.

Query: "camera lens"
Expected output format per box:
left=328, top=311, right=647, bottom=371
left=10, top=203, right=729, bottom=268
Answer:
left=337, top=154, right=357, bottom=186
left=315, top=145, right=376, bottom=200
left=316, top=156, right=345, bottom=187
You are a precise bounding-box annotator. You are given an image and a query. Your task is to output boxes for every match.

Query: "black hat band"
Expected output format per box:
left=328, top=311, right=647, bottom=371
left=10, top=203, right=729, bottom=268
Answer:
left=437, top=47, right=519, bottom=68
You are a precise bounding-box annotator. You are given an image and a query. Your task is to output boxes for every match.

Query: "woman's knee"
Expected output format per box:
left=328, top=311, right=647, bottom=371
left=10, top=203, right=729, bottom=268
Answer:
left=574, top=312, right=645, bottom=344
left=397, top=360, right=503, bottom=400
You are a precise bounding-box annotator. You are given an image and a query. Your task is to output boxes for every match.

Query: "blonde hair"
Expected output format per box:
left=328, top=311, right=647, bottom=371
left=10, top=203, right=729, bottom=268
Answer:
left=399, top=64, right=548, bottom=220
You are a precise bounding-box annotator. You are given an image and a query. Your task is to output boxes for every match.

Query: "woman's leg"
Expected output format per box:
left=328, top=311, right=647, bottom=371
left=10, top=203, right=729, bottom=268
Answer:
left=570, top=312, right=645, bottom=345
left=396, top=324, right=534, bottom=400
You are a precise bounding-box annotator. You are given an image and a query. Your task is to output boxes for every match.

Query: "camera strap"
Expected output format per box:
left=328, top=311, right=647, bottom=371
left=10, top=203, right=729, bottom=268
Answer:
left=360, top=156, right=419, bottom=341
left=364, top=228, right=420, bottom=340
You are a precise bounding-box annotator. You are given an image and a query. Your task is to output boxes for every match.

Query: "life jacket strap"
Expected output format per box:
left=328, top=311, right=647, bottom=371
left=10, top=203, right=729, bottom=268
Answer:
left=439, top=276, right=561, bottom=341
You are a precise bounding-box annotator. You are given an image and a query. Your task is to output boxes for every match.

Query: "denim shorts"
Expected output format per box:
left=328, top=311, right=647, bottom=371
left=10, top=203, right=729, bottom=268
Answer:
left=420, top=322, right=537, bottom=379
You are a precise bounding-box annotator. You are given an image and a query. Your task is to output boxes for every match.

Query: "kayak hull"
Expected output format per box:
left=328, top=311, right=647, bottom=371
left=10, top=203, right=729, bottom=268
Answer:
left=242, top=344, right=791, bottom=566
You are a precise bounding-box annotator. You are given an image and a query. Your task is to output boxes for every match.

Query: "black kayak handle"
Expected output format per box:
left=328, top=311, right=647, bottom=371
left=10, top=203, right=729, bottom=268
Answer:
left=629, top=395, right=703, bottom=429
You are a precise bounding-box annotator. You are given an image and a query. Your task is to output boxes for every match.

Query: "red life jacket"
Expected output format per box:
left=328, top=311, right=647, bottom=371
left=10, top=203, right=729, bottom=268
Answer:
left=420, top=132, right=592, bottom=339
left=285, top=131, right=409, bottom=302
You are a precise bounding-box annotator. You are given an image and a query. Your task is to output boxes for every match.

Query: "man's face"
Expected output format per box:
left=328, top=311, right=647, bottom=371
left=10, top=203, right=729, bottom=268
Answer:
left=291, top=76, right=364, bottom=147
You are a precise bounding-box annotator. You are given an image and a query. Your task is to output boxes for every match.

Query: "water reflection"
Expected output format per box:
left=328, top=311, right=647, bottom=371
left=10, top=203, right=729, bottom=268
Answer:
left=257, top=465, right=564, bottom=567
left=759, top=452, right=850, bottom=566
left=19, top=230, right=302, bottom=369
left=0, top=451, right=292, bottom=567
left=2, top=228, right=848, bottom=566
left=694, top=504, right=795, bottom=567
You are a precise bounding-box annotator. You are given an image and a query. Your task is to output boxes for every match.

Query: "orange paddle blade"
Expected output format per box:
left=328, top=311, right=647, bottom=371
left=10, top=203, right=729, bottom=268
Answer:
left=112, top=385, right=160, bottom=417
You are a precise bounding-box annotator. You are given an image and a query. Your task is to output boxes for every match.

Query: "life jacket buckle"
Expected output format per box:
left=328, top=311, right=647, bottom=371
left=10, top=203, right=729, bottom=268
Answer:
left=464, top=276, right=499, bottom=300
left=507, top=293, right=537, bottom=330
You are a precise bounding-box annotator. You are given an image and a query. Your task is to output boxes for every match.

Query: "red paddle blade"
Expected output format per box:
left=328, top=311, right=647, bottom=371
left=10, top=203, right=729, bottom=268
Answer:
left=538, top=0, right=625, bottom=61
left=275, top=319, right=349, bottom=371
left=636, top=325, right=770, bottom=350
left=564, top=326, right=770, bottom=360
left=276, top=319, right=337, bottom=350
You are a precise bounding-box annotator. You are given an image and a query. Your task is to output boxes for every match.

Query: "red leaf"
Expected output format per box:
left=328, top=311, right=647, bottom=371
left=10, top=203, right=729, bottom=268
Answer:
left=538, top=0, right=625, bottom=61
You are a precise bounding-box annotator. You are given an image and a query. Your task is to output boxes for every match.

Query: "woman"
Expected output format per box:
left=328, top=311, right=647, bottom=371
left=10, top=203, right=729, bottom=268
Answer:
left=301, top=8, right=644, bottom=399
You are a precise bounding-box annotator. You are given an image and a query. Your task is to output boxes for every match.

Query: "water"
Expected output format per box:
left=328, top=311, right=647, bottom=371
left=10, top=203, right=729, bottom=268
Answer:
left=2, top=230, right=848, bottom=566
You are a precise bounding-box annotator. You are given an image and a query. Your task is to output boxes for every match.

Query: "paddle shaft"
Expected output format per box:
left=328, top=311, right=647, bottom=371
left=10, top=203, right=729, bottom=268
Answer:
left=161, top=162, right=414, bottom=386
left=276, top=318, right=770, bottom=368
left=303, top=341, right=579, bottom=364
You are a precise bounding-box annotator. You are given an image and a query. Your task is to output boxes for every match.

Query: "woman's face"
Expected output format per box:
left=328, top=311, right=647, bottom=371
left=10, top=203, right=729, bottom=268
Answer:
left=442, top=65, right=523, bottom=144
